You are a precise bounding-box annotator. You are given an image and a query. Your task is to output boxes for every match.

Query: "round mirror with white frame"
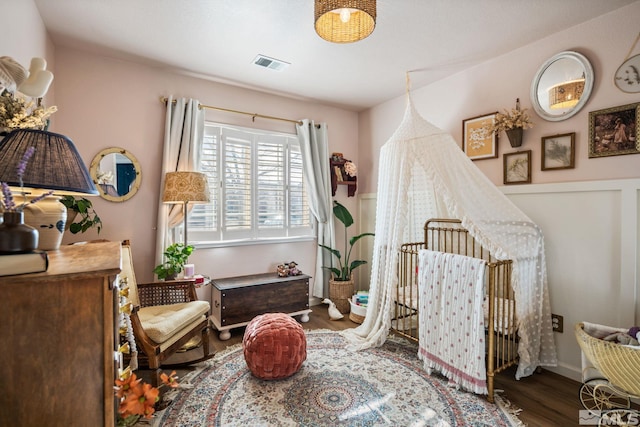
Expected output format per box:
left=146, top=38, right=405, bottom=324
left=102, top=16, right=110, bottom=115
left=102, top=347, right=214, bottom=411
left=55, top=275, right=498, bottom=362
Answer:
left=530, top=51, right=594, bottom=122
left=90, top=147, right=141, bottom=202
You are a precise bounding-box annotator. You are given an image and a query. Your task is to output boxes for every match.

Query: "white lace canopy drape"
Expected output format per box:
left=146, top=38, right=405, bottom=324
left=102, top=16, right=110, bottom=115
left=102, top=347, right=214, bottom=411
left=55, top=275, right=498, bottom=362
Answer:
left=343, top=97, right=557, bottom=380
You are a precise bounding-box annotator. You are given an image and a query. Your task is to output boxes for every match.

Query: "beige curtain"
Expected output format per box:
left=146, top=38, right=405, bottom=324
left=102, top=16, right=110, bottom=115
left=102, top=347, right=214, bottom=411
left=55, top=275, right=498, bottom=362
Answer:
left=154, top=96, right=204, bottom=269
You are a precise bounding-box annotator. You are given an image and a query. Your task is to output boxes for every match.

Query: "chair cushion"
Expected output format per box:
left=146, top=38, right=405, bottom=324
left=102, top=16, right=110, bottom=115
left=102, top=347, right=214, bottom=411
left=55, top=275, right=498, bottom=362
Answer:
left=138, top=300, right=210, bottom=343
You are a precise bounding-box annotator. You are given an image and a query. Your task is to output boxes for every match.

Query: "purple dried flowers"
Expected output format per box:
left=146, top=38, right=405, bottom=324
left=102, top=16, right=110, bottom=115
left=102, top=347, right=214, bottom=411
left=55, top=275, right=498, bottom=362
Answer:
left=0, top=146, right=53, bottom=213
left=16, top=146, right=35, bottom=185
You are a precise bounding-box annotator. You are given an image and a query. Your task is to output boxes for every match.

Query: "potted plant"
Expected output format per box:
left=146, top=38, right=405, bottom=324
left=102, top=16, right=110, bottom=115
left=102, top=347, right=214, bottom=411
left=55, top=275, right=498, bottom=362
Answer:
left=153, top=243, right=194, bottom=280
left=60, top=195, right=102, bottom=234
left=319, top=200, right=374, bottom=314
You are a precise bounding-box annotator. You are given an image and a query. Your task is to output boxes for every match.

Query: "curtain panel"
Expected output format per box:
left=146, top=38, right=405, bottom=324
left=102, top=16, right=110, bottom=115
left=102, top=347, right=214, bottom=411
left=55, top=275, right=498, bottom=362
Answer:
left=154, top=96, right=204, bottom=269
left=296, top=120, right=334, bottom=298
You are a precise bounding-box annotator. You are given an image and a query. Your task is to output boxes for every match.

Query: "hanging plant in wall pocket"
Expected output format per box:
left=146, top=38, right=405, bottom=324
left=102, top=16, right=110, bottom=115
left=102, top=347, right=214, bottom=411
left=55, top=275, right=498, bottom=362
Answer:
left=489, top=98, right=535, bottom=148
left=505, top=128, right=523, bottom=148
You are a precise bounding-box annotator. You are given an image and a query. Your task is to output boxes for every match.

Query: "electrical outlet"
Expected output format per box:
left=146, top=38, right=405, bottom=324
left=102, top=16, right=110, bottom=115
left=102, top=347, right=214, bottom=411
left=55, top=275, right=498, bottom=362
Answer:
left=551, top=314, right=563, bottom=333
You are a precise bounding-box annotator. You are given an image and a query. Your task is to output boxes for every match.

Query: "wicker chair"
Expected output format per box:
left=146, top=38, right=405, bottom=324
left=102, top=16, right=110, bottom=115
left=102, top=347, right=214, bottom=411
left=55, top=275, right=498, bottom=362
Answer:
left=120, top=241, right=212, bottom=381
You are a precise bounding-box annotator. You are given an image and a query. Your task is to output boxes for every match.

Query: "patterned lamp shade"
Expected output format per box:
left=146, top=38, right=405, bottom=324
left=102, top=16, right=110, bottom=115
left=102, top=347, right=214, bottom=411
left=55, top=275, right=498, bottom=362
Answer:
left=162, top=171, right=210, bottom=204
left=314, top=0, right=376, bottom=43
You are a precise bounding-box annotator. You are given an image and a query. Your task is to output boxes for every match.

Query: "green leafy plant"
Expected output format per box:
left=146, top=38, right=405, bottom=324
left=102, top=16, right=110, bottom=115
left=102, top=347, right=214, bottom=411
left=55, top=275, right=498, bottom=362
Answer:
left=60, top=195, right=102, bottom=234
left=153, top=243, right=194, bottom=280
left=319, top=201, right=374, bottom=281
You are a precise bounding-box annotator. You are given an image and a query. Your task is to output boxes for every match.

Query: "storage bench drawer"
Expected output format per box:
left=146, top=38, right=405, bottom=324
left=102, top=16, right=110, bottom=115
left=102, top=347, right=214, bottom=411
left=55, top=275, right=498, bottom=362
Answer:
left=210, top=273, right=311, bottom=340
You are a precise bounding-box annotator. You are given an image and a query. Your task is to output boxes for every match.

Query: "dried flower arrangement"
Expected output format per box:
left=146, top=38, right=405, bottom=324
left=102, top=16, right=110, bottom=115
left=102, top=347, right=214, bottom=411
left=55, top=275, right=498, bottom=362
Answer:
left=0, top=90, right=57, bottom=131
left=115, top=275, right=180, bottom=426
left=114, top=369, right=179, bottom=426
left=343, top=161, right=357, bottom=178
left=488, top=98, right=535, bottom=133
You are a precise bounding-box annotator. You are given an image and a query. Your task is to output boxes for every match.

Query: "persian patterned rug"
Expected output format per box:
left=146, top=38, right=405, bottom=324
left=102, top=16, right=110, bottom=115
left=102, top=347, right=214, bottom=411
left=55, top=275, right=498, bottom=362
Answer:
left=154, top=330, right=523, bottom=426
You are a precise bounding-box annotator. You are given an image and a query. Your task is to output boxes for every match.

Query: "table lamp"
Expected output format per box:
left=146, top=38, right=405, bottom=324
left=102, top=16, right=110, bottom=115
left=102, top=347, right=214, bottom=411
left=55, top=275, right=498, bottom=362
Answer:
left=162, top=171, right=210, bottom=246
left=0, top=129, right=98, bottom=250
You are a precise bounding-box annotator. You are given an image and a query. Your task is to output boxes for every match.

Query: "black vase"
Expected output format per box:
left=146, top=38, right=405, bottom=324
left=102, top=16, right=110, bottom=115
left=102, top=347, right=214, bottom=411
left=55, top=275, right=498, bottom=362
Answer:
left=0, top=211, right=39, bottom=254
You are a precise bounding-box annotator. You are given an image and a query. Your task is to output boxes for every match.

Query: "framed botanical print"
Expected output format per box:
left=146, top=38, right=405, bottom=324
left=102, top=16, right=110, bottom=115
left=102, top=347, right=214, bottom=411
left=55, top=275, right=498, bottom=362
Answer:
left=462, top=112, right=498, bottom=160
left=503, top=150, right=531, bottom=185
left=541, top=132, right=575, bottom=170
left=588, top=102, right=640, bottom=158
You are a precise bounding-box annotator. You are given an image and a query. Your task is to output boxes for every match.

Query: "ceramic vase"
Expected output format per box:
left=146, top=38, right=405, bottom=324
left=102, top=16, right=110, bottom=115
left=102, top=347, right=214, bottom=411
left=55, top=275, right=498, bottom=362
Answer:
left=505, top=128, right=524, bottom=148
left=23, top=196, right=67, bottom=251
left=0, top=211, right=39, bottom=254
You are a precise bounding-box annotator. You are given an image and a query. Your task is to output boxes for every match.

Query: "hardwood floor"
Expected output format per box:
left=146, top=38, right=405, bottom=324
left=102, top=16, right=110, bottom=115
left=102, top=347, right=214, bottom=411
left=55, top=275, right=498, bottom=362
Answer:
left=160, top=305, right=590, bottom=427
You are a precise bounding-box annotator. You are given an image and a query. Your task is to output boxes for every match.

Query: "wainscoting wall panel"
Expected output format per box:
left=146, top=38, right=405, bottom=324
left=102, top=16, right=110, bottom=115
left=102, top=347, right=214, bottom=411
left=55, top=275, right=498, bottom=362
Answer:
left=358, top=178, right=640, bottom=381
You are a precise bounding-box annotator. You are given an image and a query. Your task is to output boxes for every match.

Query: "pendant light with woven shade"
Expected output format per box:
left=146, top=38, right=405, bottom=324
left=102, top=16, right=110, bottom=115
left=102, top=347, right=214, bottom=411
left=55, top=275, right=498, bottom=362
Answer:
left=315, top=0, right=376, bottom=43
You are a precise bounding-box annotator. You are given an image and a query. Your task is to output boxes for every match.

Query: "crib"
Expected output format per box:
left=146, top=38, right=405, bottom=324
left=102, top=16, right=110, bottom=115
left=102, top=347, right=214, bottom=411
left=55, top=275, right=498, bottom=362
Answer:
left=391, top=218, right=518, bottom=402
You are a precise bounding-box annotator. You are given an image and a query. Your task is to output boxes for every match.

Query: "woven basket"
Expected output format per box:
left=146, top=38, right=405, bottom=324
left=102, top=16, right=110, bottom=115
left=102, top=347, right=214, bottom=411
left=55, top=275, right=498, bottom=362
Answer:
left=349, top=300, right=367, bottom=324
left=242, top=313, right=307, bottom=380
left=329, top=279, right=354, bottom=314
left=575, top=322, right=640, bottom=396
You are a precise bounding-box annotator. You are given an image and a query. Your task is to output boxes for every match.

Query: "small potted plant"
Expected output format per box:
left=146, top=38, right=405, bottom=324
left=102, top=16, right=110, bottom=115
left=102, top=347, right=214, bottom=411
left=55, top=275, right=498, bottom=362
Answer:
left=153, top=243, right=194, bottom=280
left=319, top=200, right=374, bottom=314
left=60, top=195, right=102, bottom=234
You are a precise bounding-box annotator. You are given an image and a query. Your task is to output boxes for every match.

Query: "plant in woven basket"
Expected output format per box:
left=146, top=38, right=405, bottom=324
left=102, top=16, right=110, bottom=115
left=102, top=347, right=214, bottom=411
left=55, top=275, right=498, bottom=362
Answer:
left=319, top=201, right=374, bottom=281
left=153, top=243, right=194, bottom=280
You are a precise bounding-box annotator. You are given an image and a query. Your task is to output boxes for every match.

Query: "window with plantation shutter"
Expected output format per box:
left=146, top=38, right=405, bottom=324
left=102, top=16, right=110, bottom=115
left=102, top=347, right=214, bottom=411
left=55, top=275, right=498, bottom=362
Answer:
left=188, top=123, right=313, bottom=245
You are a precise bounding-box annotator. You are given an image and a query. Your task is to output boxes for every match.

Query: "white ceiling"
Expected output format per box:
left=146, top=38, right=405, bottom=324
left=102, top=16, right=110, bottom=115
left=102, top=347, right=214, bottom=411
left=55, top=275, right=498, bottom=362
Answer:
left=33, top=0, right=637, bottom=111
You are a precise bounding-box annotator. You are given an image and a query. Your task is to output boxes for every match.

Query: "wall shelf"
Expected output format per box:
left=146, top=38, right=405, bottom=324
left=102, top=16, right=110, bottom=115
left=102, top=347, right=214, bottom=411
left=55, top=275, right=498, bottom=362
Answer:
left=330, top=158, right=357, bottom=197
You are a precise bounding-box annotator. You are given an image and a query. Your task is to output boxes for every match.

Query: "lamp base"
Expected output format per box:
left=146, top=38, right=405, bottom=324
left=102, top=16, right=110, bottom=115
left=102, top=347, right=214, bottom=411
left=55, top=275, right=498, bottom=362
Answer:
left=23, top=196, right=67, bottom=251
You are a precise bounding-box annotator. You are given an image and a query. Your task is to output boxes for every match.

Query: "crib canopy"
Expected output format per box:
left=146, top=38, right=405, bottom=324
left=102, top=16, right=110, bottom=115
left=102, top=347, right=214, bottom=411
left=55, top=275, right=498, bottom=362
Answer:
left=342, top=96, right=557, bottom=380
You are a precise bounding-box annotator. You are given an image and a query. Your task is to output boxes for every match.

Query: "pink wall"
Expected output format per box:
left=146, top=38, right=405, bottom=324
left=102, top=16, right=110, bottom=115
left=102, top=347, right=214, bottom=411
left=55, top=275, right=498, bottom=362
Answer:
left=1, top=0, right=55, bottom=107
left=359, top=2, right=640, bottom=193
left=51, top=48, right=359, bottom=284
left=2, top=0, right=360, bottom=286
left=7, top=0, right=638, bottom=286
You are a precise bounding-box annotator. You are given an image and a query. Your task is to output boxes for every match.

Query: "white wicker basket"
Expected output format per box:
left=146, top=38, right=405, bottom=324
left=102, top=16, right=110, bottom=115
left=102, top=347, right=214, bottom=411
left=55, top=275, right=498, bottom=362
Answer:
left=349, top=300, right=367, bottom=324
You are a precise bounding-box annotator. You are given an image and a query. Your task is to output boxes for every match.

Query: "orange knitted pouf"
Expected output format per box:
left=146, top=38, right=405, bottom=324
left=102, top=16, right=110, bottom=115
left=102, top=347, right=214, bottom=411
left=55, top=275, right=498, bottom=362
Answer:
left=242, top=313, right=307, bottom=380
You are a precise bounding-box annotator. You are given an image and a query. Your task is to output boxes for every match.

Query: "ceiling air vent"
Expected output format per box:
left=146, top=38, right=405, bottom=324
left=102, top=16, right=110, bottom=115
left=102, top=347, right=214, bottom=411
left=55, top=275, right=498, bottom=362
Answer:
left=253, top=55, right=290, bottom=71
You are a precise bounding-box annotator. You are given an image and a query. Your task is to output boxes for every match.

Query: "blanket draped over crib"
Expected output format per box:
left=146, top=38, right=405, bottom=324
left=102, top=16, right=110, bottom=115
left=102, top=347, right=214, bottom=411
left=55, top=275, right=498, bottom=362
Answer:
left=417, top=249, right=488, bottom=395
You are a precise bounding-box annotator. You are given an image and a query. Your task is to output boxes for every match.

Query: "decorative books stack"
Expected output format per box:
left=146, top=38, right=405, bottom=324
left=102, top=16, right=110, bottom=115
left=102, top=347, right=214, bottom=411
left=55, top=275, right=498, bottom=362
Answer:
left=352, top=290, right=369, bottom=307
left=0, top=251, right=49, bottom=276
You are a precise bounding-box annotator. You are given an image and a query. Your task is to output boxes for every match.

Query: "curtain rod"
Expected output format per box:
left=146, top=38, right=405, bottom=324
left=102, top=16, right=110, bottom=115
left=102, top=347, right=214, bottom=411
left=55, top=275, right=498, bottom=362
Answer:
left=160, top=96, right=303, bottom=125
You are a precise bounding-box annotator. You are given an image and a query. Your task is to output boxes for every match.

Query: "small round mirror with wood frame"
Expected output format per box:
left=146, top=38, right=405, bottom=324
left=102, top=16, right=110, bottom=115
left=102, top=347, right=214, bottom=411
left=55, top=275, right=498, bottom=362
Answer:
left=90, top=147, right=141, bottom=202
left=530, top=51, right=594, bottom=122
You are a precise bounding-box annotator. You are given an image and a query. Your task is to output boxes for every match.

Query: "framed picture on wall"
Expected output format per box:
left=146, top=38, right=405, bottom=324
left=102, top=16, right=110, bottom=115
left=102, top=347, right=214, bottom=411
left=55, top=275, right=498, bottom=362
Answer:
left=541, top=132, right=575, bottom=170
left=588, top=102, right=640, bottom=158
left=503, top=150, right=531, bottom=185
left=462, top=112, right=498, bottom=160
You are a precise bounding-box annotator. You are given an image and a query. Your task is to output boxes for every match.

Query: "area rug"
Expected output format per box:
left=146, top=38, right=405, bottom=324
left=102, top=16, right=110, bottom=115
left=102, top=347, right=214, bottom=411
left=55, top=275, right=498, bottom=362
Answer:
left=155, top=330, right=523, bottom=426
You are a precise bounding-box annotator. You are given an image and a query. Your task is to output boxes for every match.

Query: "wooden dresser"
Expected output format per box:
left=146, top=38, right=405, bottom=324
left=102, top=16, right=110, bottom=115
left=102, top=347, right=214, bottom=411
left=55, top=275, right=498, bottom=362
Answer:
left=210, top=272, right=312, bottom=340
left=0, top=241, right=121, bottom=427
